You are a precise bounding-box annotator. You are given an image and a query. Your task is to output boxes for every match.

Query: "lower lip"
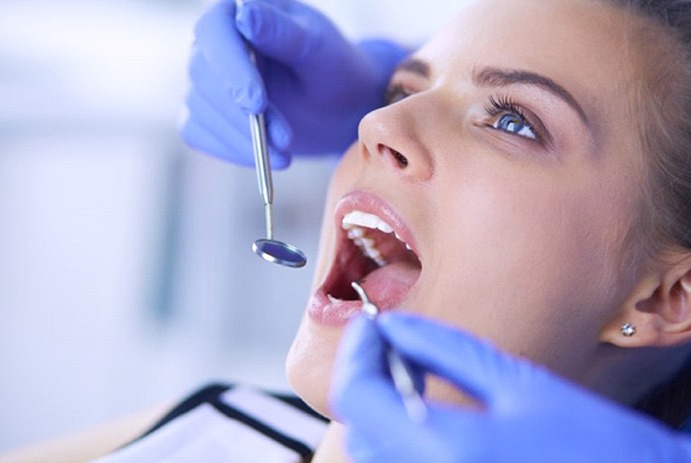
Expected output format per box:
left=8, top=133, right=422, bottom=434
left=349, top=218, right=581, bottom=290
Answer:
left=307, top=289, right=366, bottom=327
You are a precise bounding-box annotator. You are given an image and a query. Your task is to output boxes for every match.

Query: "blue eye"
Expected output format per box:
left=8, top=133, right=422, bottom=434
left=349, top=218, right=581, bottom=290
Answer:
left=494, top=113, right=537, bottom=140
left=485, top=96, right=542, bottom=142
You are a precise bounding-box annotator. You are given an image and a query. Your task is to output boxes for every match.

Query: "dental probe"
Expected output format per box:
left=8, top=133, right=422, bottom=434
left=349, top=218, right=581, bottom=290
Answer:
left=244, top=47, right=307, bottom=268
left=350, top=282, right=427, bottom=423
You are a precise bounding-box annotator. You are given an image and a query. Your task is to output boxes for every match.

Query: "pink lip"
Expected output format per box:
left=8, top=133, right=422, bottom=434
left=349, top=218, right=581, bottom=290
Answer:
left=306, top=291, right=364, bottom=327
left=307, top=191, right=420, bottom=327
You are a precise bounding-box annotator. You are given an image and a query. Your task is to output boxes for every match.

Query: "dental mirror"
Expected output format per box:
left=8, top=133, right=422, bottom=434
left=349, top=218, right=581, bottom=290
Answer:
left=252, top=238, right=306, bottom=268
left=247, top=60, right=307, bottom=269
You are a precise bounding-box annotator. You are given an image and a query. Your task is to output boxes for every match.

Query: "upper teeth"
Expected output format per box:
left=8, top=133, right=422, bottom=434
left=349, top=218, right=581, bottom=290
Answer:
left=342, top=210, right=394, bottom=233
left=341, top=211, right=413, bottom=266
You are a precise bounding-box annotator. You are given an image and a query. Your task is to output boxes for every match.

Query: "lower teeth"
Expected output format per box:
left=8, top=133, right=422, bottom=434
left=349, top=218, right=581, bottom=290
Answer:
left=327, top=294, right=342, bottom=303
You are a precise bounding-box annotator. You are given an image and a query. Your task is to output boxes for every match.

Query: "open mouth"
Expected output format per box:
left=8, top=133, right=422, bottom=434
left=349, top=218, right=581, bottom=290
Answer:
left=321, top=209, right=423, bottom=309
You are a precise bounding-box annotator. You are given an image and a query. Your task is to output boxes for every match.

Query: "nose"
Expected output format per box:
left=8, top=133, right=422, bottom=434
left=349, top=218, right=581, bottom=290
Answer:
left=358, top=98, right=434, bottom=181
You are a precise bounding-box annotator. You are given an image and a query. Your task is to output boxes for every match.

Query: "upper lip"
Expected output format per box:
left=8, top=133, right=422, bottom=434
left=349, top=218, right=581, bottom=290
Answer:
left=333, top=191, right=420, bottom=260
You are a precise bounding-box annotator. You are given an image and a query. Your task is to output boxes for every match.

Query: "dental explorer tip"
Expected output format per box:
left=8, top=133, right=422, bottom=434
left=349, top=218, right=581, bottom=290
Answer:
left=351, top=281, right=368, bottom=303
left=351, top=281, right=379, bottom=318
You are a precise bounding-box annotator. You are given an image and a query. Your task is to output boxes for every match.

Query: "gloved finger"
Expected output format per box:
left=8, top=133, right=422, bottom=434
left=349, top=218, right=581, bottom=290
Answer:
left=330, top=316, right=413, bottom=432
left=262, top=103, right=293, bottom=153
left=346, top=431, right=430, bottom=463
left=423, top=406, right=491, bottom=462
left=343, top=431, right=381, bottom=463
left=181, top=117, right=291, bottom=169
left=182, top=89, right=291, bottom=168
left=189, top=50, right=293, bottom=153
left=236, top=0, right=342, bottom=68
left=188, top=47, right=237, bottom=122
left=194, top=0, right=266, bottom=114
left=378, top=313, right=520, bottom=407
left=346, top=406, right=487, bottom=463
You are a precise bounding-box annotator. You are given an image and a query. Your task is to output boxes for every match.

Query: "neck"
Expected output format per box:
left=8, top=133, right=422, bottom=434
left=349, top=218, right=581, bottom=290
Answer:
left=312, top=422, right=350, bottom=463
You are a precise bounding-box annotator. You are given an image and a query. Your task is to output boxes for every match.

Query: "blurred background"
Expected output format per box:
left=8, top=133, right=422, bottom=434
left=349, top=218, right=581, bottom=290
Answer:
left=0, top=0, right=456, bottom=452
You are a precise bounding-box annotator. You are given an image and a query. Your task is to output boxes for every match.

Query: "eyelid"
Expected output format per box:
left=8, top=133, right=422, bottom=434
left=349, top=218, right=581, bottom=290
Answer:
left=385, top=70, right=428, bottom=106
left=385, top=83, right=413, bottom=105
left=484, top=95, right=552, bottom=146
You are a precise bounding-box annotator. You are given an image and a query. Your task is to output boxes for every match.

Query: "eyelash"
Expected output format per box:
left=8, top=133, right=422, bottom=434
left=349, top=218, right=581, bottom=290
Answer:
left=384, top=84, right=546, bottom=144
left=384, top=84, right=411, bottom=106
left=484, top=95, right=542, bottom=143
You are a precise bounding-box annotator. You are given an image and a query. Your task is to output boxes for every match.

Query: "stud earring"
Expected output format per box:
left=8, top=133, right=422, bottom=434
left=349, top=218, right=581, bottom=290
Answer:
left=621, top=323, right=636, bottom=337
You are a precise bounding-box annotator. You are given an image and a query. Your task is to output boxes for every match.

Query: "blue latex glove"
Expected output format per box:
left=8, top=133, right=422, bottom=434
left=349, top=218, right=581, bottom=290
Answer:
left=331, top=313, right=691, bottom=463
left=180, top=0, right=408, bottom=168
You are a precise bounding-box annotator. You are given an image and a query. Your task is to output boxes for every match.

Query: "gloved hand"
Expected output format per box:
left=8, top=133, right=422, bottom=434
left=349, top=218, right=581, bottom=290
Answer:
left=331, top=313, right=691, bottom=463
left=180, top=0, right=408, bottom=168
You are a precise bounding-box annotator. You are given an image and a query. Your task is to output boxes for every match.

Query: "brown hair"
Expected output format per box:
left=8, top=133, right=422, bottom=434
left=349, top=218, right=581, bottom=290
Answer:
left=611, top=0, right=691, bottom=253
left=605, top=0, right=691, bottom=427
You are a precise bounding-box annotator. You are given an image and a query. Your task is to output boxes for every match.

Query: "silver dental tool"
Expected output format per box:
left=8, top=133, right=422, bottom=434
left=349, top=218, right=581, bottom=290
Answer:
left=246, top=50, right=307, bottom=269
left=351, top=281, right=427, bottom=423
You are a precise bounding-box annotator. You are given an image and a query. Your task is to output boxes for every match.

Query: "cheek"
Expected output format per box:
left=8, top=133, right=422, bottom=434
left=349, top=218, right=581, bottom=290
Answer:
left=330, top=144, right=362, bottom=191
left=440, top=168, right=606, bottom=269
left=418, top=160, right=634, bottom=373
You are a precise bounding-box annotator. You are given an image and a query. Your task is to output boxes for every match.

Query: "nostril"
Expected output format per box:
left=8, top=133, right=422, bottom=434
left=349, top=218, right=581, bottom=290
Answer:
left=392, top=149, right=409, bottom=168
left=379, top=144, right=409, bottom=168
left=376, top=143, right=410, bottom=169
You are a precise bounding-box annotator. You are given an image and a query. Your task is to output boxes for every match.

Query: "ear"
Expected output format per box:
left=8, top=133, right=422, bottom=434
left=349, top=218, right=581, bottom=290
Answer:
left=601, top=253, right=691, bottom=348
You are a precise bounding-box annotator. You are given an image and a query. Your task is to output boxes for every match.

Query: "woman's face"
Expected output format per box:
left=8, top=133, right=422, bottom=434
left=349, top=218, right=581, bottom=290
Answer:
left=287, top=0, right=648, bottom=416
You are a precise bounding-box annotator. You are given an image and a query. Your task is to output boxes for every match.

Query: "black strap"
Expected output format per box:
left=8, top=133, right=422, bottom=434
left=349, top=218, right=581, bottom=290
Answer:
left=272, top=392, right=329, bottom=424
left=139, top=383, right=231, bottom=438
left=211, top=400, right=315, bottom=460
left=134, top=383, right=325, bottom=461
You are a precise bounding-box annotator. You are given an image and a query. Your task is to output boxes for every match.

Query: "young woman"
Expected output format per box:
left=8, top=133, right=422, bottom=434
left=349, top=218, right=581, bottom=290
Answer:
left=279, top=1, right=691, bottom=460
left=181, top=0, right=691, bottom=460
left=6, top=0, right=691, bottom=461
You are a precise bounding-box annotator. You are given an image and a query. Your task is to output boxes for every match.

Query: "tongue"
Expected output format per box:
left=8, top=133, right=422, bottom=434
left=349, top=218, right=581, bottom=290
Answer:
left=360, top=261, right=420, bottom=309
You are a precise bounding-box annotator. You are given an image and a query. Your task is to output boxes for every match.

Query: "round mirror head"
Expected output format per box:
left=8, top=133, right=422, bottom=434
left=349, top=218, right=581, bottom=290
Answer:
left=252, top=239, right=307, bottom=268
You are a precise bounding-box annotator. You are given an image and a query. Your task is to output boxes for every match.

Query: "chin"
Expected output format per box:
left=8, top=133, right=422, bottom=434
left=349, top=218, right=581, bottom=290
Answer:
left=285, top=315, right=342, bottom=418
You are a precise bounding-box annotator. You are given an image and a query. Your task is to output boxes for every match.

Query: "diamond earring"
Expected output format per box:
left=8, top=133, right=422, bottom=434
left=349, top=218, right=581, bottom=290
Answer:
left=621, top=323, right=636, bottom=337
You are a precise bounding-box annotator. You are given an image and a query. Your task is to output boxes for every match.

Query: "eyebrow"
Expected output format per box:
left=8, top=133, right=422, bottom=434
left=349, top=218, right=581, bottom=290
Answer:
left=395, top=57, right=431, bottom=78
left=475, top=67, right=589, bottom=125
left=394, top=58, right=589, bottom=125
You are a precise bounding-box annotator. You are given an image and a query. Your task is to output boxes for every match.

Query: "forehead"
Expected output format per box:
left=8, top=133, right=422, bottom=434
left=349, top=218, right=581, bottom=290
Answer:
left=415, top=0, right=641, bottom=124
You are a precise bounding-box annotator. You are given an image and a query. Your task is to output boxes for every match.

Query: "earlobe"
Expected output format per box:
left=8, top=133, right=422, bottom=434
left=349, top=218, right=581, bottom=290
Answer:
left=600, top=276, right=664, bottom=348
left=601, top=258, right=691, bottom=348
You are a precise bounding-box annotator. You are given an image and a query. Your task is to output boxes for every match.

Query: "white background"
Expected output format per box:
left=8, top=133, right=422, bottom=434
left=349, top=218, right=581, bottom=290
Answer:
left=0, top=0, right=457, bottom=451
